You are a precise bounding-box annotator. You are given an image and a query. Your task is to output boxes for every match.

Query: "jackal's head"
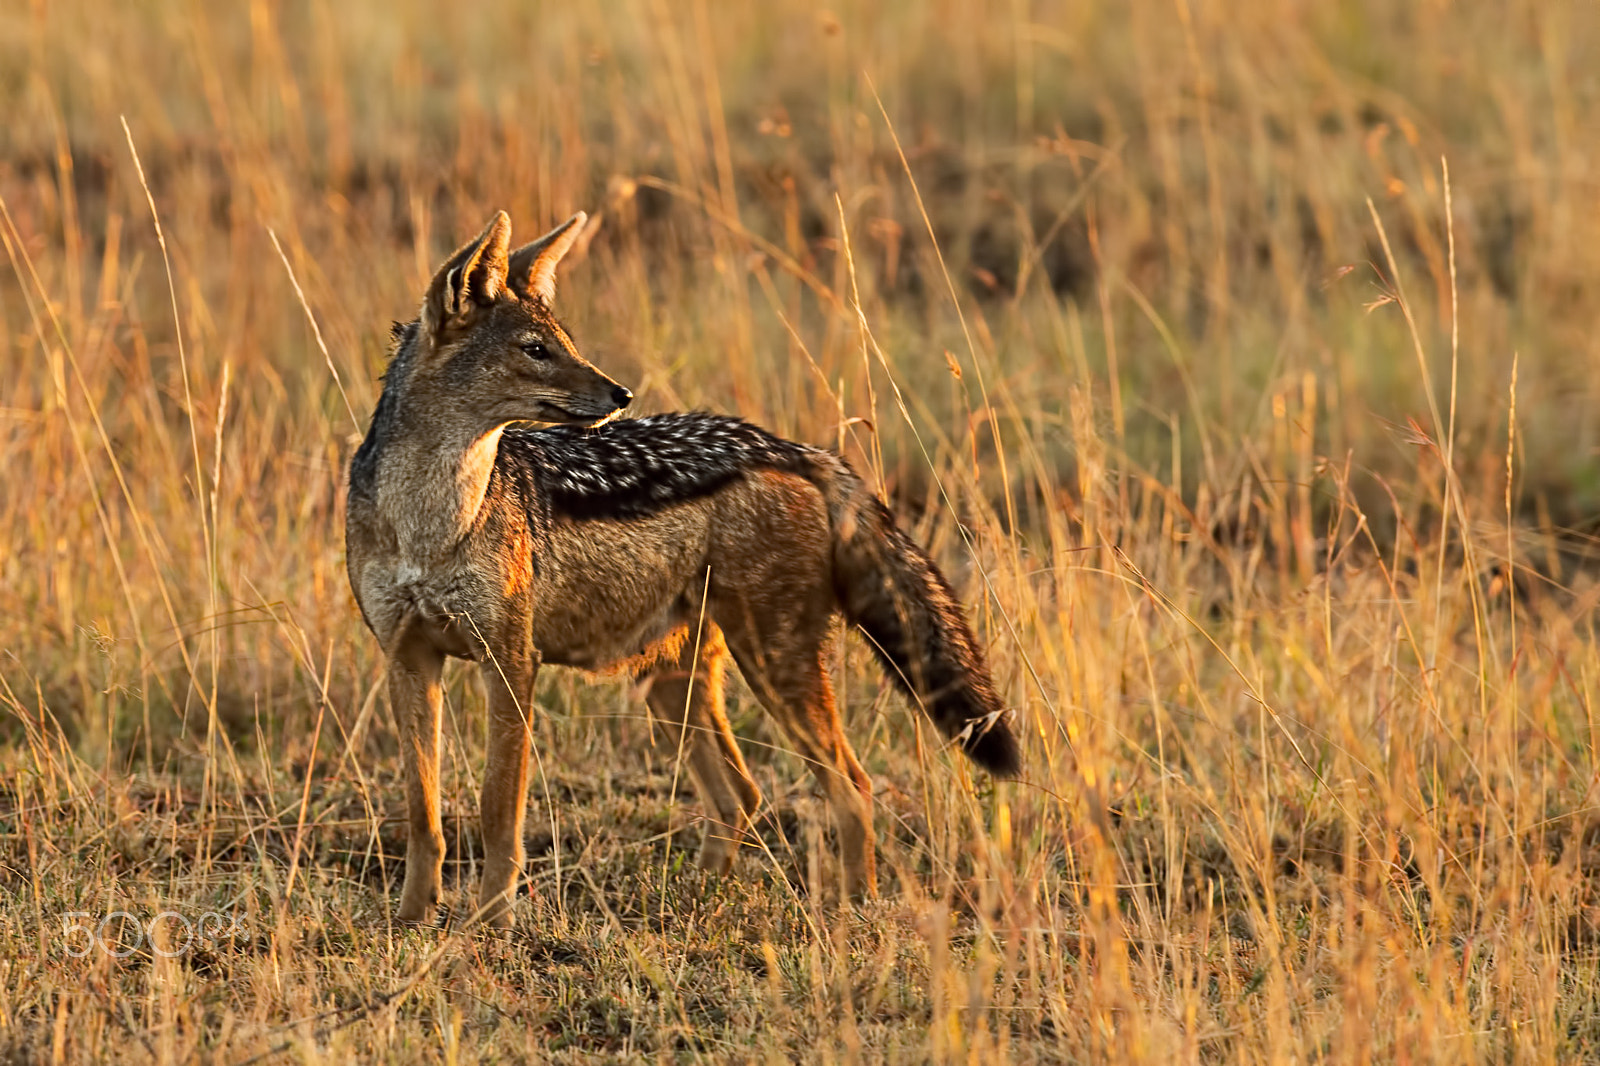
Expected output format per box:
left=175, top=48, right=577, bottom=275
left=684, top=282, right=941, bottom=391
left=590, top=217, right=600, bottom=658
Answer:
left=397, top=210, right=631, bottom=429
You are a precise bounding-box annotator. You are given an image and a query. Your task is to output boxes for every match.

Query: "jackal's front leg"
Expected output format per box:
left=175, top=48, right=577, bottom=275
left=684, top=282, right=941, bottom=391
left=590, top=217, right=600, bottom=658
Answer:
left=476, top=649, right=539, bottom=928
left=389, top=638, right=447, bottom=923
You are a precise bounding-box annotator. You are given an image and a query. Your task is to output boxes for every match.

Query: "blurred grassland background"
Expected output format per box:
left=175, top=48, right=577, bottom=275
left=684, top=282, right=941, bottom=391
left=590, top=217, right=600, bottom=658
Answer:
left=2, top=0, right=1600, bottom=1062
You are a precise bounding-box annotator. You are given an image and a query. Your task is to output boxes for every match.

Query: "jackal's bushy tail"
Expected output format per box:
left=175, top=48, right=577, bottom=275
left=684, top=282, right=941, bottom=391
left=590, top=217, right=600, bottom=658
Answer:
left=815, top=459, right=1021, bottom=777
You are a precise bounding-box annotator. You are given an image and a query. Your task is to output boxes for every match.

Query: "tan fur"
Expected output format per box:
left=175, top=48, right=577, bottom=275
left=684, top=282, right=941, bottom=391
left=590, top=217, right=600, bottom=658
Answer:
left=347, top=211, right=1014, bottom=928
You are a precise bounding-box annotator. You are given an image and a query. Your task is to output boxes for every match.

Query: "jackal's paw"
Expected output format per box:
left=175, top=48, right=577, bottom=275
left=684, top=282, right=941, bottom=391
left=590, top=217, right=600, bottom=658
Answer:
left=396, top=884, right=441, bottom=922
left=473, top=893, right=516, bottom=931
left=395, top=903, right=439, bottom=925
left=695, top=841, right=741, bottom=879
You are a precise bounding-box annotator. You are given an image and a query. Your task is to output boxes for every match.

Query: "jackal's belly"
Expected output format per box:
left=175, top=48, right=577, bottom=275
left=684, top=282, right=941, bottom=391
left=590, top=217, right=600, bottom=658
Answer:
left=531, top=595, right=690, bottom=670
left=529, top=512, right=712, bottom=670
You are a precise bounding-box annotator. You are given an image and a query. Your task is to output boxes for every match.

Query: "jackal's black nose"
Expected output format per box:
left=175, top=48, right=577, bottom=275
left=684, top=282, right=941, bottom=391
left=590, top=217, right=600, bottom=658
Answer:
left=612, top=385, right=633, bottom=409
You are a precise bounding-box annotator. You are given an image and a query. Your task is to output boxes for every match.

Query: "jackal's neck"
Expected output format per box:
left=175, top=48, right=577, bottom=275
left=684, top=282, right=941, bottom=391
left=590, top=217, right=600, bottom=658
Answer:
left=364, top=381, right=508, bottom=567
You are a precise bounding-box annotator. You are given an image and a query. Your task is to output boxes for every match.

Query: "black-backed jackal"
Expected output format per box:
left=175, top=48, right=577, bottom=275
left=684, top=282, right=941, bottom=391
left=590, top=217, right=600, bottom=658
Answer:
left=346, top=211, right=1019, bottom=927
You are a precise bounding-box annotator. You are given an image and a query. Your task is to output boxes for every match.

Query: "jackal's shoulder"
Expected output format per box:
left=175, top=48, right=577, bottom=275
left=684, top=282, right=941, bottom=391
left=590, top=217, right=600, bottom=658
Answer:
left=499, top=412, right=832, bottom=520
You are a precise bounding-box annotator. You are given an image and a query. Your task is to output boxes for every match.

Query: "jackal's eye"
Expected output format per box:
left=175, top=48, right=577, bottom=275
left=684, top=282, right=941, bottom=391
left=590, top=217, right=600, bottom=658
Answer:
left=522, top=341, right=552, bottom=361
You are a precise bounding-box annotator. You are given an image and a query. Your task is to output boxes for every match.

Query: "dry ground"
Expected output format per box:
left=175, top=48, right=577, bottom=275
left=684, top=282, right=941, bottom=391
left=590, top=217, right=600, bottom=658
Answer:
left=2, top=1, right=1600, bottom=1061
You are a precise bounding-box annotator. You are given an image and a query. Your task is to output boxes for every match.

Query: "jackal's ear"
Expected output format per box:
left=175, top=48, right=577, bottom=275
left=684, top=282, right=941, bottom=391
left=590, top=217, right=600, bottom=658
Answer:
left=423, top=211, right=512, bottom=334
left=507, top=212, right=588, bottom=304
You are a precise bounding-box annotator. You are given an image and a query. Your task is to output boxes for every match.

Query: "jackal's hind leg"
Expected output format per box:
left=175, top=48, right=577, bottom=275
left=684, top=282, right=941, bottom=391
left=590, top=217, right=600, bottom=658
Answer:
left=720, top=616, right=877, bottom=900
left=642, top=625, right=761, bottom=876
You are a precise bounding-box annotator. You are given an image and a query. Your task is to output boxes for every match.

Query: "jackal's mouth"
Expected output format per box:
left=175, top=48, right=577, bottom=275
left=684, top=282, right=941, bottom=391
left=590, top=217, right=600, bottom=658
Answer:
left=534, top=401, right=621, bottom=428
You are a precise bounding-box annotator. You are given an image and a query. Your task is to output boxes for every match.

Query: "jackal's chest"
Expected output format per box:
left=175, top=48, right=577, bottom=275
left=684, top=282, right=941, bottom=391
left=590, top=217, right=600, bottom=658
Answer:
left=355, top=560, right=500, bottom=660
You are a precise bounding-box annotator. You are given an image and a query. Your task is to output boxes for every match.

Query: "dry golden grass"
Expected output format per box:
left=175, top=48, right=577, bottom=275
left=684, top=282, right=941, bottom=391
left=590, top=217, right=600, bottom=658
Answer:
left=2, top=0, right=1599, bottom=1061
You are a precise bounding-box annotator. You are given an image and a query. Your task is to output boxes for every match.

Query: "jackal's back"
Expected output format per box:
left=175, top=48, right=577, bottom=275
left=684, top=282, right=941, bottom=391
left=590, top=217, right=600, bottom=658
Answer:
left=503, top=412, right=829, bottom=522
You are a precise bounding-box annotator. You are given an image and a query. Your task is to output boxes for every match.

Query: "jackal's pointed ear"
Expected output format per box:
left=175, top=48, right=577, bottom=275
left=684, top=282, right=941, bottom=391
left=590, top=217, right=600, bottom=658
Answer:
left=507, top=212, right=588, bottom=304
left=423, top=211, right=512, bottom=334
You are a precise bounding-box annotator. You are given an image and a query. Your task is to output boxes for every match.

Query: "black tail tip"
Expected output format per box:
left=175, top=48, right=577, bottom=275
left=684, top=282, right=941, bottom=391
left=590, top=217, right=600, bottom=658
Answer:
left=963, top=721, right=1022, bottom=778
